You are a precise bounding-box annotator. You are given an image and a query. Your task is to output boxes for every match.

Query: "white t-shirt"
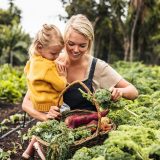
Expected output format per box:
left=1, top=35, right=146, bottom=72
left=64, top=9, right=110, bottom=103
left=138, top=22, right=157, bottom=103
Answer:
left=85, top=56, right=123, bottom=91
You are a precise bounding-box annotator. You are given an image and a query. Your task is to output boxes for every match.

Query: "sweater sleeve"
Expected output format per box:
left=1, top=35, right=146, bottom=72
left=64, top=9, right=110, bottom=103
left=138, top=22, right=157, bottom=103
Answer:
left=24, top=61, right=30, bottom=75
left=44, top=66, right=67, bottom=92
left=26, top=57, right=66, bottom=92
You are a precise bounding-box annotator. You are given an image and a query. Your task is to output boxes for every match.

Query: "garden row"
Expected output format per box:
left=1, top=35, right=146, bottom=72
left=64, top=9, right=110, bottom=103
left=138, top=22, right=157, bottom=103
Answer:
left=0, top=62, right=160, bottom=159
left=0, top=64, right=26, bottom=103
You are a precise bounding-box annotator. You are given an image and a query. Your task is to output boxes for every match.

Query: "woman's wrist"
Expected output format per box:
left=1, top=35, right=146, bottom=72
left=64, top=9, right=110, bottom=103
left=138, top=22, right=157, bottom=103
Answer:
left=33, top=111, right=50, bottom=121
left=120, top=85, right=138, bottom=100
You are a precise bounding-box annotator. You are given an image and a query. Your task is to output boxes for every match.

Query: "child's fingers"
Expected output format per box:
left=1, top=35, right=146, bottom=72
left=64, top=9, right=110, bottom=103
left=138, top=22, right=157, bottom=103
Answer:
left=56, top=64, right=62, bottom=72
left=59, top=65, right=65, bottom=72
left=56, top=64, right=67, bottom=77
left=57, top=63, right=66, bottom=73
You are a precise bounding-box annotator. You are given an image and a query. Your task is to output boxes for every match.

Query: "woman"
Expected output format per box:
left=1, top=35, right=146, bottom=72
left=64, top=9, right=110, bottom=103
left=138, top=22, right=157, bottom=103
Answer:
left=22, top=14, right=138, bottom=121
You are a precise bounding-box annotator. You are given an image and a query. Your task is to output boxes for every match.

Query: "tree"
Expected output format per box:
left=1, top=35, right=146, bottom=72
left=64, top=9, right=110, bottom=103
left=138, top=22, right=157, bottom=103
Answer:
left=60, top=0, right=160, bottom=64
left=60, top=0, right=122, bottom=62
left=135, top=0, right=160, bottom=64
left=0, top=24, right=30, bottom=65
left=129, top=0, right=143, bottom=62
left=0, top=0, right=31, bottom=66
left=109, top=0, right=130, bottom=61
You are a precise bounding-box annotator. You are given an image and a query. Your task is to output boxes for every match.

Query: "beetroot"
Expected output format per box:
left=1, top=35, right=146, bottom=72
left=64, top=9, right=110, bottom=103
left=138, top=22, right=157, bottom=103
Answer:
left=65, top=109, right=109, bottom=128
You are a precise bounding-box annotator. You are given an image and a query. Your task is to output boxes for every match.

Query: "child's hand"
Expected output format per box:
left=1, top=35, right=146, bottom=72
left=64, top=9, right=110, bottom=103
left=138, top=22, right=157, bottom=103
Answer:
left=56, top=63, right=67, bottom=77
left=55, top=58, right=67, bottom=77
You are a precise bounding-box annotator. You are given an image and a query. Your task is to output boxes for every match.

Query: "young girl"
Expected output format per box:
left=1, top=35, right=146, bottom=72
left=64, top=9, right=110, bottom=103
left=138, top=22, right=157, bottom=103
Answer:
left=22, top=24, right=67, bottom=159
left=24, top=24, right=67, bottom=112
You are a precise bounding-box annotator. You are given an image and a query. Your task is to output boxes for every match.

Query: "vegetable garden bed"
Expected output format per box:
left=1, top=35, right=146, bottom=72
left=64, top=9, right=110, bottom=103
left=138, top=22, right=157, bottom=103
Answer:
left=0, top=62, right=160, bottom=160
left=0, top=103, right=39, bottom=160
left=0, top=102, right=107, bottom=160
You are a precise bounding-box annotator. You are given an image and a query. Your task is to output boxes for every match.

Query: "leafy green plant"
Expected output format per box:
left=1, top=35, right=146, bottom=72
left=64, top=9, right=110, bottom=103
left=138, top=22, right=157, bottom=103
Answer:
left=9, top=113, right=23, bottom=124
left=0, top=64, right=26, bottom=103
left=27, top=119, right=92, bottom=160
left=79, top=88, right=112, bottom=110
left=0, top=148, right=11, bottom=160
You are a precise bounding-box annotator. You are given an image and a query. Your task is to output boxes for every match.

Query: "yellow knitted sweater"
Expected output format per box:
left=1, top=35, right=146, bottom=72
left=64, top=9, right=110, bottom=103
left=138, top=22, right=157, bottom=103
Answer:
left=24, top=54, right=67, bottom=112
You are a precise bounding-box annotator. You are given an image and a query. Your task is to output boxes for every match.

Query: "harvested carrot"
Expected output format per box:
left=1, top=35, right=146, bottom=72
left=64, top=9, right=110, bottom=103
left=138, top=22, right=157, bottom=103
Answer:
left=101, top=123, right=112, bottom=132
left=65, top=109, right=109, bottom=128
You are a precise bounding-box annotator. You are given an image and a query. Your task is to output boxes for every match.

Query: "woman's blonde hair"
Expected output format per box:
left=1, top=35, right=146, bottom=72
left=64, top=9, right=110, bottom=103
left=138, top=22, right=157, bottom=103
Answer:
left=64, top=14, right=94, bottom=55
left=29, top=24, right=64, bottom=57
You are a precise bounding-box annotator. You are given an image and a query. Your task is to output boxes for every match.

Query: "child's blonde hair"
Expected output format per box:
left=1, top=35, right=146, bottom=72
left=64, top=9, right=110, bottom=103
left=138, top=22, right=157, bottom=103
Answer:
left=64, top=14, right=94, bottom=55
left=29, top=24, right=64, bottom=57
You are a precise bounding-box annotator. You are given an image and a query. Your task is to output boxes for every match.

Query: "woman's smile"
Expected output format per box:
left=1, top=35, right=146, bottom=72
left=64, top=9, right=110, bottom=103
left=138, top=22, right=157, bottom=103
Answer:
left=66, top=29, right=89, bottom=61
left=71, top=51, right=81, bottom=57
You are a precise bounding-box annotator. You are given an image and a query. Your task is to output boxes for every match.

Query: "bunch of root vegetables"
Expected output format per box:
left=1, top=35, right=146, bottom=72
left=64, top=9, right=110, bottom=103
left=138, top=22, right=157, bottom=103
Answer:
left=64, top=88, right=115, bottom=133
left=65, top=109, right=113, bottom=133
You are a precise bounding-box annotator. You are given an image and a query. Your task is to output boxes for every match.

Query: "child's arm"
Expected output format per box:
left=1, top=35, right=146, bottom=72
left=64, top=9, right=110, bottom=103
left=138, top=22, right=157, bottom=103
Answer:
left=44, top=65, right=67, bottom=92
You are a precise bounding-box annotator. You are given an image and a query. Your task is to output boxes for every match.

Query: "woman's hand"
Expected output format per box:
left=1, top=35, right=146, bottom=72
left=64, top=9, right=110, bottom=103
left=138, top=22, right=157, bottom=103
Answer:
left=46, top=106, right=61, bottom=120
left=109, top=87, right=123, bottom=101
left=109, top=79, right=139, bottom=101
left=22, top=91, right=62, bottom=121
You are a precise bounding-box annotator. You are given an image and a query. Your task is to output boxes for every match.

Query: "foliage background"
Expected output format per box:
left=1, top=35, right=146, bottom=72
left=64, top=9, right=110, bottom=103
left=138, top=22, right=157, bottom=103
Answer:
left=0, top=0, right=31, bottom=66
left=60, top=0, right=160, bottom=64
left=0, top=0, right=160, bottom=65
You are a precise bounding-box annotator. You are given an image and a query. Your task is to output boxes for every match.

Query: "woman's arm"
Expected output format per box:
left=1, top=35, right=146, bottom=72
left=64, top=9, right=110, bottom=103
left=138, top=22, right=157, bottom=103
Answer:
left=95, top=60, right=138, bottom=101
left=22, top=91, right=61, bottom=121
left=110, top=79, right=139, bottom=101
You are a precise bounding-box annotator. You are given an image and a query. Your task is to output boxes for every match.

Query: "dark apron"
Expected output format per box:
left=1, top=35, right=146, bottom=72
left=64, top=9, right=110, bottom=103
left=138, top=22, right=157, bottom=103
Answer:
left=64, top=58, right=97, bottom=111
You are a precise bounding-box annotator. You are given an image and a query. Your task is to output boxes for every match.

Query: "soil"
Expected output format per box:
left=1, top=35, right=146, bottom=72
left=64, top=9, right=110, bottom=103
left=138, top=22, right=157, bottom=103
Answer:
left=0, top=102, right=39, bottom=160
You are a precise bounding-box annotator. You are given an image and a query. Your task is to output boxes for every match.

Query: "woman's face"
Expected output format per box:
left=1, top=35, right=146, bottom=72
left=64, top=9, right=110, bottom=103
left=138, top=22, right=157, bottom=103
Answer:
left=65, top=29, right=90, bottom=62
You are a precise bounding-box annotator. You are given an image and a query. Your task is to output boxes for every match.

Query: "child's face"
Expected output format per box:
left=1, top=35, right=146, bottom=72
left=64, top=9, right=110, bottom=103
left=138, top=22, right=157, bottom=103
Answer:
left=40, top=45, right=63, bottom=61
